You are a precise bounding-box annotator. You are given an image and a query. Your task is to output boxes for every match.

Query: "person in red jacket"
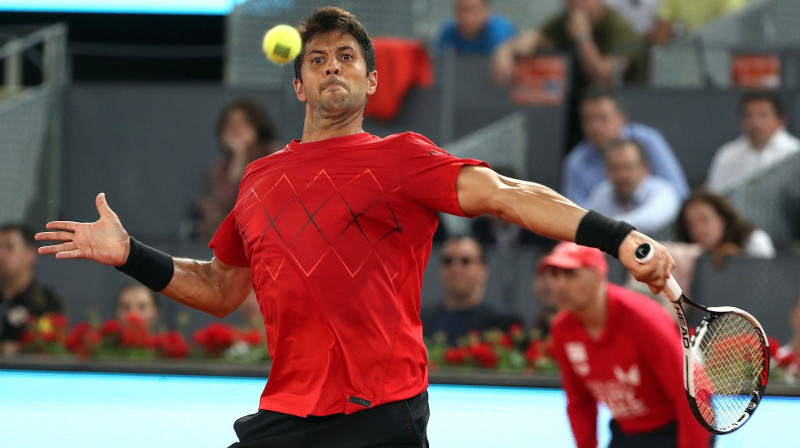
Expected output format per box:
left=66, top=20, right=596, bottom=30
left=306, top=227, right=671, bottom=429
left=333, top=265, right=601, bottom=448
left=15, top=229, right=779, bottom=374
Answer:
left=544, top=242, right=712, bottom=448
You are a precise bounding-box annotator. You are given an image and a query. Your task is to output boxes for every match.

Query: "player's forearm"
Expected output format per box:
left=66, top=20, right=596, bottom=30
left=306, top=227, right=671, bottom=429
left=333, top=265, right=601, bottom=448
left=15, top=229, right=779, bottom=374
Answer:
left=488, top=178, right=587, bottom=242
left=161, top=258, right=247, bottom=318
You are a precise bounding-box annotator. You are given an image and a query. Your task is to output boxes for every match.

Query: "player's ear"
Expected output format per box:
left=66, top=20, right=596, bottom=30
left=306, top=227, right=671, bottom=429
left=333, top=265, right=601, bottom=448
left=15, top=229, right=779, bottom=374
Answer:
left=294, top=78, right=307, bottom=103
left=366, top=70, right=377, bottom=97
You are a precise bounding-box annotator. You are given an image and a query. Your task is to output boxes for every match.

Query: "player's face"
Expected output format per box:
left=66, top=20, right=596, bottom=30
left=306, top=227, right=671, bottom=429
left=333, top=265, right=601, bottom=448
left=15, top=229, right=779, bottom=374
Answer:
left=0, top=230, right=35, bottom=281
left=440, top=239, right=487, bottom=297
left=547, top=266, right=603, bottom=313
left=604, top=143, right=648, bottom=201
left=741, top=100, right=784, bottom=148
left=117, top=286, right=159, bottom=331
left=683, top=200, right=725, bottom=250
left=455, top=0, right=490, bottom=39
left=581, top=98, right=626, bottom=148
left=293, top=31, right=377, bottom=117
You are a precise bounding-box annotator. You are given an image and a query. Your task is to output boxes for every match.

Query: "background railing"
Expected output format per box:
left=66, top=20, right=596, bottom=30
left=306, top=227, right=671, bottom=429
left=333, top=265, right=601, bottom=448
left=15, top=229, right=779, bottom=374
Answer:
left=0, top=23, right=66, bottom=227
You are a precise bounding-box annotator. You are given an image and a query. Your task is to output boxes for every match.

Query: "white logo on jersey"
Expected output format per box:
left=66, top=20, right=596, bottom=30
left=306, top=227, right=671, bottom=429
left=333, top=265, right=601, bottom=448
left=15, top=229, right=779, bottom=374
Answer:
left=613, top=365, right=641, bottom=386
left=565, top=342, right=590, bottom=376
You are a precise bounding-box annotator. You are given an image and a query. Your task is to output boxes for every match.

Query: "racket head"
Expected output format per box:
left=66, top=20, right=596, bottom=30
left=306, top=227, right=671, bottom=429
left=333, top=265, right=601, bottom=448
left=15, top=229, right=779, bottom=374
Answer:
left=687, top=307, right=770, bottom=434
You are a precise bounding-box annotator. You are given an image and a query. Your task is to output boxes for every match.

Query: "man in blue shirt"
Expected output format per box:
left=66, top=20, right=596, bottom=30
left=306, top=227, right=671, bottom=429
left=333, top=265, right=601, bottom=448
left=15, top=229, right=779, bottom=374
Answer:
left=585, top=139, right=681, bottom=236
left=562, top=88, right=689, bottom=208
left=437, top=0, right=515, bottom=54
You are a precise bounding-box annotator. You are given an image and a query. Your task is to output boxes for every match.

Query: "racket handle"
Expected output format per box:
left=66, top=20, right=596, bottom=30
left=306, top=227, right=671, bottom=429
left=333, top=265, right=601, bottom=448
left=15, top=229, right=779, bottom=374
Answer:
left=634, top=243, right=684, bottom=302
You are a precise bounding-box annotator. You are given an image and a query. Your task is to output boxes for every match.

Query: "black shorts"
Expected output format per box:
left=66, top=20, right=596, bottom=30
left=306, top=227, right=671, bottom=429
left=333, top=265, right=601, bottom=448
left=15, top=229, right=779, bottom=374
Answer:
left=608, top=419, right=715, bottom=448
left=228, top=391, right=430, bottom=448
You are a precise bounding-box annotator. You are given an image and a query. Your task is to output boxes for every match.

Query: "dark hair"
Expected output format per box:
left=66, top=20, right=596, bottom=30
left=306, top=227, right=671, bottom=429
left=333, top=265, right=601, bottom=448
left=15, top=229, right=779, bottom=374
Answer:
left=0, top=223, right=36, bottom=247
left=580, top=85, right=627, bottom=114
left=443, top=234, right=487, bottom=264
left=602, top=138, right=648, bottom=165
left=116, top=282, right=160, bottom=310
left=215, top=97, right=276, bottom=145
left=739, top=90, right=785, bottom=118
left=293, top=6, right=376, bottom=81
left=675, top=190, right=754, bottom=248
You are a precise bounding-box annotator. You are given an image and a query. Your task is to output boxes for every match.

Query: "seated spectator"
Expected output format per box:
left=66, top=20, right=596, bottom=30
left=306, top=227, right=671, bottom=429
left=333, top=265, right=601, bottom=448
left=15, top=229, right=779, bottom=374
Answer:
left=421, top=235, right=522, bottom=344
left=116, top=283, right=160, bottom=333
left=585, top=139, right=681, bottom=236
left=605, top=0, right=661, bottom=40
left=706, top=91, right=800, bottom=192
left=491, top=0, right=646, bottom=149
left=650, top=0, right=747, bottom=44
left=775, top=293, right=800, bottom=380
left=436, top=0, right=515, bottom=54
left=470, top=166, right=553, bottom=249
left=675, top=190, right=776, bottom=267
left=0, top=224, right=63, bottom=356
left=530, top=255, right=557, bottom=339
left=562, top=87, right=689, bottom=207
left=191, top=97, right=279, bottom=242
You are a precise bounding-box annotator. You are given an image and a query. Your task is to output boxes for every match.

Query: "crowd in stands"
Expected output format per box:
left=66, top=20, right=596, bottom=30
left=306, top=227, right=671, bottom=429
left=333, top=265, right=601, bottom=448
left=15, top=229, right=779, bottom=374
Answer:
left=3, top=1, right=799, bottom=384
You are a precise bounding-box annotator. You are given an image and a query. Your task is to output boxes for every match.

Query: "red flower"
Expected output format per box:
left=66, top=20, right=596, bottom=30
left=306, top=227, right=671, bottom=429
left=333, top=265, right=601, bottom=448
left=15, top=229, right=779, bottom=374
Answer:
left=159, top=331, right=189, bottom=359
left=193, top=323, right=235, bottom=355
left=469, top=342, right=499, bottom=368
left=500, top=333, right=513, bottom=349
left=767, top=336, right=781, bottom=359
left=238, top=328, right=264, bottom=346
left=119, top=313, right=151, bottom=348
left=38, top=313, right=68, bottom=343
left=100, top=319, right=122, bottom=338
left=444, top=347, right=467, bottom=365
left=509, top=323, right=523, bottom=337
left=525, top=340, right=548, bottom=364
left=65, top=322, right=100, bottom=358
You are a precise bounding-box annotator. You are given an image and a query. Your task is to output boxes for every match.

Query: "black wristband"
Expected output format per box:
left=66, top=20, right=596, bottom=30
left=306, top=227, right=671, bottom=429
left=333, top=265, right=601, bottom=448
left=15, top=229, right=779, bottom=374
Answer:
left=575, top=210, right=635, bottom=259
left=115, top=237, right=174, bottom=292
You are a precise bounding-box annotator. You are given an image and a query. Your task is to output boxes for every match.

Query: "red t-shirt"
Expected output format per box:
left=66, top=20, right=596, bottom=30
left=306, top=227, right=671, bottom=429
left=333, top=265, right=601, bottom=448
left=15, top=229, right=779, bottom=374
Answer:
left=549, top=283, right=711, bottom=448
left=210, top=132, right=488, bottom=417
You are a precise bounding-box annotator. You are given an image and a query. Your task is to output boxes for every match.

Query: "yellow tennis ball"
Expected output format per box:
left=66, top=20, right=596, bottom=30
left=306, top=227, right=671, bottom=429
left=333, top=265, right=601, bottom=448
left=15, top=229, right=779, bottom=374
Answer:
left=262, top=24, right=302, bottom=64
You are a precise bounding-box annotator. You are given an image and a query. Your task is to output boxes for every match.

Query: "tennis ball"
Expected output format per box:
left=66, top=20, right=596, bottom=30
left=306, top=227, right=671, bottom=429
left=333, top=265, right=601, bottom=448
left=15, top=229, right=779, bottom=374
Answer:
left=262, top=24, right=302, bottom=64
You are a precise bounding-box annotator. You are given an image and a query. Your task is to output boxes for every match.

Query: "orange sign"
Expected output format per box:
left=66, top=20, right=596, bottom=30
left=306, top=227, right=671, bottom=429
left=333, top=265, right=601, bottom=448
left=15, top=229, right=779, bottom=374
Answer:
left=732, top=54, right=781, bottom=88
left=511, top=55, right=567, bottom=106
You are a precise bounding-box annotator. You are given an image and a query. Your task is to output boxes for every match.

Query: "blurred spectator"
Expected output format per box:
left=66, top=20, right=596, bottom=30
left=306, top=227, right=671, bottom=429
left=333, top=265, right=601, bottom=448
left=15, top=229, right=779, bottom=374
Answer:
left=775, top=293, right=800, bottom=381
left=0, top=224, right=63, bottom=356
left=562, top=88, right=689, bottom=207
left=470, top=166, right=553, bottom=249
left=191, top=97, right=279, bottom=242
left=650, top=0, right=747, bottom=44
left=116, top=283, right=160, bottom=333
left=421, top=235, right=522, bottom=344
left=675, top=190, right=775, bottom=267
left=491, top=0, right=646, bottom=149
left=436, top=0, right=515, bottom=54
left=585, top=139, right=681, bottom=235
left=605, top=0, right=661, bottom=39
left=706, top=91, right=800, bottom=192
left=544, top=242, right=712, bottom=448
left=530, top=255, right=558, bottom=339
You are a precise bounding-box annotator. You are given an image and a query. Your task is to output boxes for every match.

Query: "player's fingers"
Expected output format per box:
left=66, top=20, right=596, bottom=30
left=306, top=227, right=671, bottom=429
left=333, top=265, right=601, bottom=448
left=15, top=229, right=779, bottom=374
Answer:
left=55, top=248, right=85, bottom=260
left=45, top=221, right=79, bottom=231
left=38, top=242, right=74, bottom=255
left=35, top=230, right=74, bottom=242
left=96, top=192, right=116, bottom=218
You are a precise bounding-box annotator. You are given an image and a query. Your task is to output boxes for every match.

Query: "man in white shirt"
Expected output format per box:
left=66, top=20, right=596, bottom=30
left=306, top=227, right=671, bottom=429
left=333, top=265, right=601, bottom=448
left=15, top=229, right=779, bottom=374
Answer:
left=706, top=91, right=800, bottom=192
left=586, top=139, right=681, bottom=236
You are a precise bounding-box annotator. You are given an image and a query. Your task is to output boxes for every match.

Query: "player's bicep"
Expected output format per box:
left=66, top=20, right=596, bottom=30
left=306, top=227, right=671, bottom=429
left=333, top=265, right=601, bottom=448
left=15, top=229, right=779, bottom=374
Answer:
left=455, top=165, right=505, bottom=217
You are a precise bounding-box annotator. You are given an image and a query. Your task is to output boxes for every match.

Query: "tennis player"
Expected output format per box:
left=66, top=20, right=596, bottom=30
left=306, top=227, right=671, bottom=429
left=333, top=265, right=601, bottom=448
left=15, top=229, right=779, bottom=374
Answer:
left=36, top=7, right=674, bottom=448
left=543, top=242, right=712, bottom=448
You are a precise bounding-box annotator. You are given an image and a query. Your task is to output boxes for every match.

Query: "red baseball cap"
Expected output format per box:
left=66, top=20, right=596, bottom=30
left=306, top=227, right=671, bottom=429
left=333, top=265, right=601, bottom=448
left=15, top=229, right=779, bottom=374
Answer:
left=537, top=242, right=608, bottom=276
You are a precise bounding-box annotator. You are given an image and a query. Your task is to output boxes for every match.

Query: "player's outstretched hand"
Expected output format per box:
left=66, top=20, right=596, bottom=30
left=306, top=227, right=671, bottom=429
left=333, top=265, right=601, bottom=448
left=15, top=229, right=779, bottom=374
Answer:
left=35, top=193, right=131, bottom=266
left=617, top=230, right=675, bottom=294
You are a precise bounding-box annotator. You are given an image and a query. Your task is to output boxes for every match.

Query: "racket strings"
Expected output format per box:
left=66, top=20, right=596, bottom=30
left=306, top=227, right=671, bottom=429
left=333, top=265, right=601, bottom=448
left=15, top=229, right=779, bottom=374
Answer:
left=692, top=313, right=763, bottom=430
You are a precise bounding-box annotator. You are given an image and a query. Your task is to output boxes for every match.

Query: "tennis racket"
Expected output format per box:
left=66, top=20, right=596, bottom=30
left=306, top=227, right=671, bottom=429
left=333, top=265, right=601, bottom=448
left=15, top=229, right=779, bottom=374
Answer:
left=634, top=243, right=769, bottom=435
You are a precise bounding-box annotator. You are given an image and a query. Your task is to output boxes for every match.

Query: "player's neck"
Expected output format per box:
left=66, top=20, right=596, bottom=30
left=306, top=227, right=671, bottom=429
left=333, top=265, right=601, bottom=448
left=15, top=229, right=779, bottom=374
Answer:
left=300, top=108, right=365, bottom=143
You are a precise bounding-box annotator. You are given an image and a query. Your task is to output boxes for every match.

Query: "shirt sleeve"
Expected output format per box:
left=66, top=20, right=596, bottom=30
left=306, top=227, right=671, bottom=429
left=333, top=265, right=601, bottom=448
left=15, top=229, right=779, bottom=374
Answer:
left=209, top=211, right=250, bottom=267
left=613, top=179, right=682, bottom=235
left=640, top=313, right=712, bottom=448
left=396, top=133, right=489, bottom=216
left=551, top=330, right=599, bottom=448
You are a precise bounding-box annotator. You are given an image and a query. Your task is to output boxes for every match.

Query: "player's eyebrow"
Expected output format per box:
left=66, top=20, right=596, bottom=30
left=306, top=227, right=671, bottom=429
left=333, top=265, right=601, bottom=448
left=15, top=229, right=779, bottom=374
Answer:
left=307, top=45, right=357, bottom=56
